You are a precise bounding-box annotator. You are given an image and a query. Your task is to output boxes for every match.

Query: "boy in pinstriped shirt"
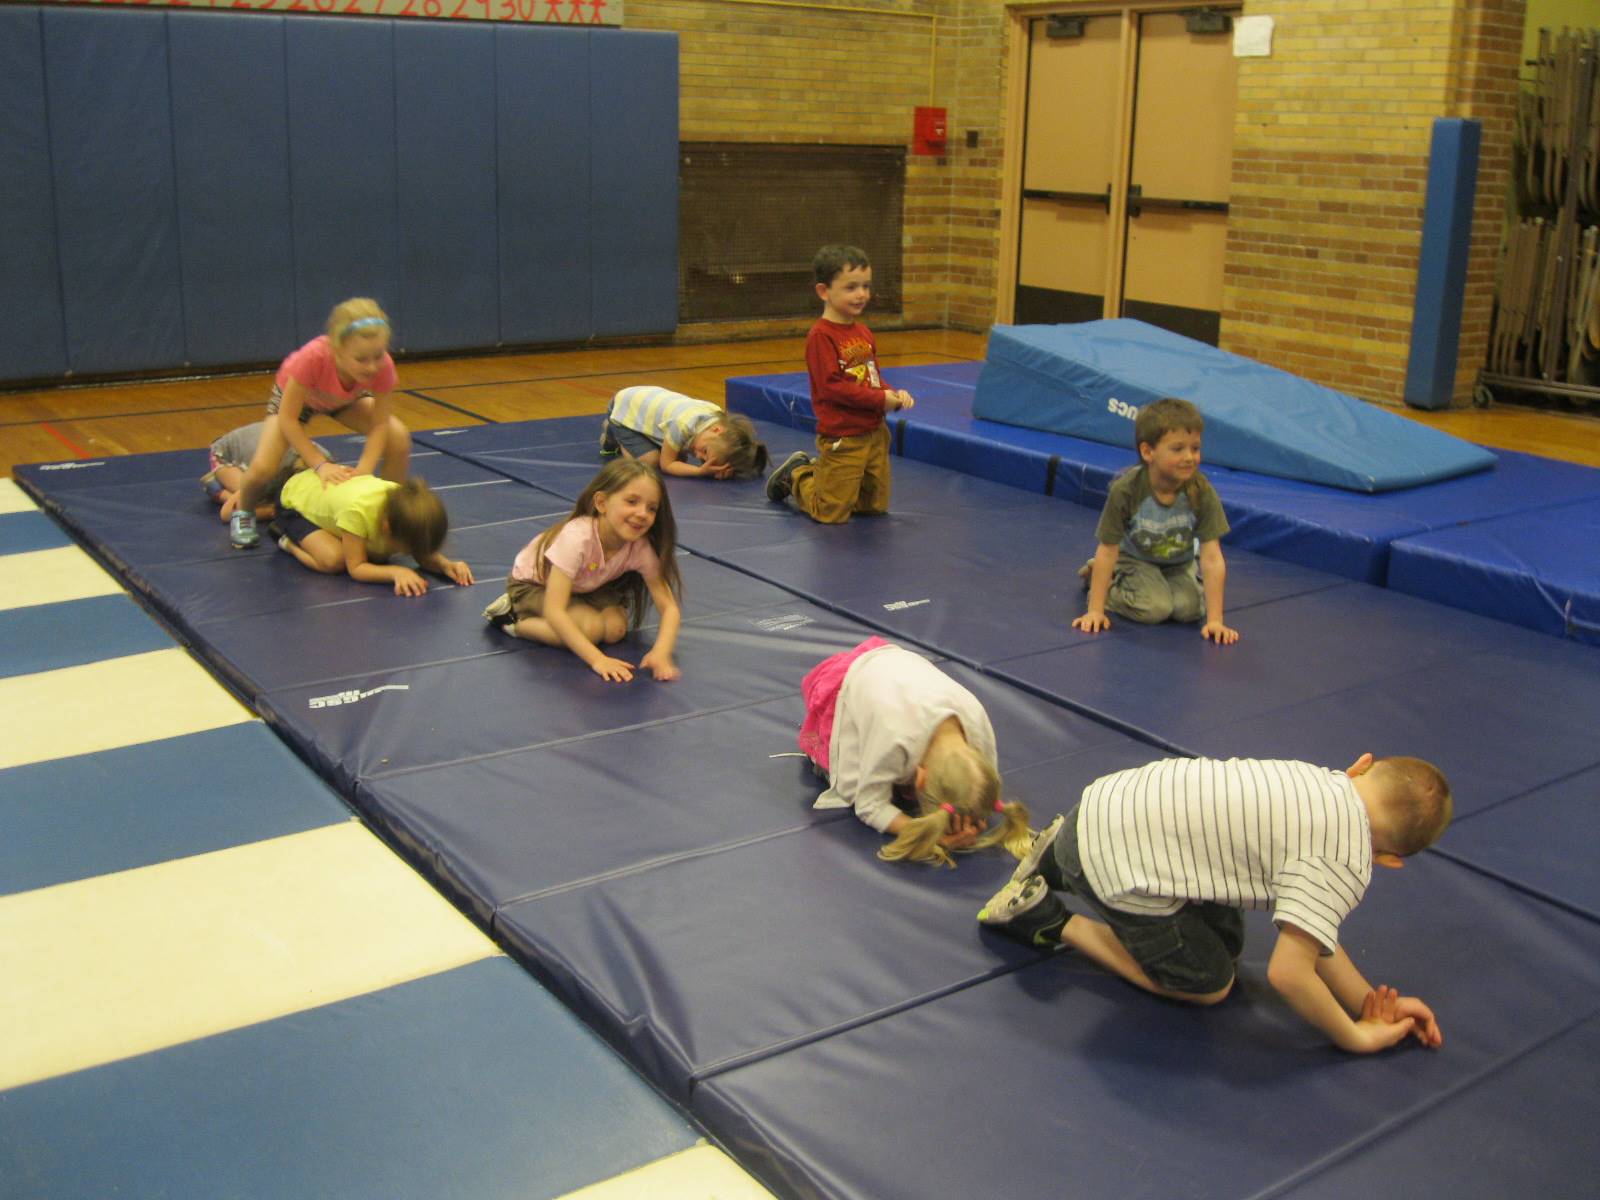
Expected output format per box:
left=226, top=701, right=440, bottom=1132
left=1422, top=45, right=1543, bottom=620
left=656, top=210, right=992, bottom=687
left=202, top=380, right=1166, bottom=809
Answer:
left=979, top=753, right=1452, bottom=1054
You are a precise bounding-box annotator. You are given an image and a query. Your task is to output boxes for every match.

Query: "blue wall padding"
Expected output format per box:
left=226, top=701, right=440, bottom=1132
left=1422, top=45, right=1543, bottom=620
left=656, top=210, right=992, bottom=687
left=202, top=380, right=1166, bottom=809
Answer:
left=496, top=26, right=593, bottom=345
left=44, top=8, right=187, bottom=376
left=1405, top=119, right=1481, bottom=411
left=589, top=30, right=680, bottom=337
left=972, top=320, right=1498, bottom=491
left=695, top=855, right=1600, bottom=1200
left=1387, top=497, right=1600, bottom=644
left=0, top=725, right=350, bottom=895
left=0, top=959, right=700, bottom=1200
left=167, top=12, right=298, bottom=367
left=0, top=7, right=678, bottom=382
left=287, top=18, right=402, bottom=339
left=0, top=6, right=67, bottom=380
left=395, top=22, right=500, bottom=353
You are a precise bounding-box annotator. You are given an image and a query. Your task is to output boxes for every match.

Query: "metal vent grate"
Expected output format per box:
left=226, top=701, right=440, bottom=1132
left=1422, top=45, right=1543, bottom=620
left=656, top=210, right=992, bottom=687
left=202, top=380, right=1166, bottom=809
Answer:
left=679, top=143, right=905, bottom=322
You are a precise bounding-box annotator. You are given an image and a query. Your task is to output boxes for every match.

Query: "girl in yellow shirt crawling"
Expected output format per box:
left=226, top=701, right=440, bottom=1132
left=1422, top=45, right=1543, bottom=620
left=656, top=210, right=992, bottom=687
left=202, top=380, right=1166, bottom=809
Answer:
left=273, top=470, right=474, bottom=597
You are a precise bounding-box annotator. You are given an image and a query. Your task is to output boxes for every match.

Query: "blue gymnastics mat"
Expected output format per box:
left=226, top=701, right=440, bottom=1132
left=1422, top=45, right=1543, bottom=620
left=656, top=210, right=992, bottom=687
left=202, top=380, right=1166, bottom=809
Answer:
left=974, top=321, right=1497, bottom=490
left=0, top=958, right=701, bottom=1200
left=18, top=418, right=1600, bottom=1200
left=727, top=361, right=1600, bottom=586
left=1387, top=496, right=1600, bottom=645
left=696, top=852, right=1600, bottom=1200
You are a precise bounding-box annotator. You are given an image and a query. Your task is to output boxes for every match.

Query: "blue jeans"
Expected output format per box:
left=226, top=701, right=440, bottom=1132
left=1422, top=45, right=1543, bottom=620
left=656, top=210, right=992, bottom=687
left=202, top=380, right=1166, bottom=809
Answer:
left=1052, top=805, right=1243, bottom=994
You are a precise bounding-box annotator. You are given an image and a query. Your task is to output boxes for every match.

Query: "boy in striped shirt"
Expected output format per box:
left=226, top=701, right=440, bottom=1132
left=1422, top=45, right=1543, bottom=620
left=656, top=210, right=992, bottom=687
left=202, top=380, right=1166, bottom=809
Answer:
left=979, top=754, right=1451, bottom=1054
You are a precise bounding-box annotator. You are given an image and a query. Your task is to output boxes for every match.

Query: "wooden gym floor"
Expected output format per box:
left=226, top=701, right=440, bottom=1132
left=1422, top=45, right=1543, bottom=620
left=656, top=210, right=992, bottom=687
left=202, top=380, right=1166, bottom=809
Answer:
left=3, top=329, right=1598, bottom=479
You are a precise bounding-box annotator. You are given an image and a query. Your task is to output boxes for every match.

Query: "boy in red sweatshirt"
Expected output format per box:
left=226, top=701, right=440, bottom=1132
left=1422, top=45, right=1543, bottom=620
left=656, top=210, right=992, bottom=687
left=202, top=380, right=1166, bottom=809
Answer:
left=766, top=245, right=914, bottom=522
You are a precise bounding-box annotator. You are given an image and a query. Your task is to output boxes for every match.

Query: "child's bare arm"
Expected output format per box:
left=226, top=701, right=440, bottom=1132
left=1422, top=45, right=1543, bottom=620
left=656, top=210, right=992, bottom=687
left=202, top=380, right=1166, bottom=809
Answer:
left=343, top=532, right=428, bottom=596
left=657, top=441, right=722, bottom=478
left=541, top=569, right=633, bottom=681
left=1073, top=542, right=1120, bottom=633
left=638, top=575, right=681, bottom=680
left=1198, top=539, right=1237, bottom=644
left=278, top=382, right=353, bottom=485
left=1268, top=925, right=1421, bottom=1052
left=417, top=549, right=475, bottom=587
left=352, top=392, right=392, bottom=477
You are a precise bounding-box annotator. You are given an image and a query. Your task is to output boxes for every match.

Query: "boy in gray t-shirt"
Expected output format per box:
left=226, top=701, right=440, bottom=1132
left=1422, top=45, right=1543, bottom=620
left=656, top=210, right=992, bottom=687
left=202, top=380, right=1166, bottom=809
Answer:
left=1074, top=397, right=1237, bottom=643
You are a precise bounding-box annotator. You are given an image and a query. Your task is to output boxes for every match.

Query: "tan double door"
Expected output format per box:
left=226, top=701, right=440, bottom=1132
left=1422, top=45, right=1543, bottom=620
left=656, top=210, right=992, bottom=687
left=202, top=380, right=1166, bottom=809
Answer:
left=1010, top=7, right=1238, bottom=344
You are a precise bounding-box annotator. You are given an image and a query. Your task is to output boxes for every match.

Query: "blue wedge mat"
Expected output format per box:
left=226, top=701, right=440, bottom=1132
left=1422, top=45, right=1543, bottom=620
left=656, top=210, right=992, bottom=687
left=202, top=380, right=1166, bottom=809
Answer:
left=694, top=852, right=1600, bottom=1200
left=1387, top=497, right=1600, bottom=645
left=973, top=321, right=1497, bottom=491
left=0, top=593, right=174, bottom=678
left=0, top=724, right=350, bottom=895
left=727, top=363, right=1600, bottom=585
left=0, top=958, right=700, bottom=1200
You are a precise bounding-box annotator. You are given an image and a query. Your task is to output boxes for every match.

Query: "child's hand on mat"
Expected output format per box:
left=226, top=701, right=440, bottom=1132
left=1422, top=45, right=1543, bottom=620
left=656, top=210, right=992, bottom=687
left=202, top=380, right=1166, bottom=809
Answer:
left=938, top=814, right=982, bottom=851
left=1072, top=611, right=1111, bottom=634
left=1366, top=987, right=1443, bottom=1048
left=314, top=461, right=356, bottom=487
left=591, top=655, right=635, bottom=683
left=1349, top=985, right=1424, bottom=1053
left=392, top=567, right=429, bottom=597
left=699, top=461, right=734, bottom=480
left=640, top=647, right=680, bottom=681
left=1201, top=620, right=1238, bottom=644
left=442, top=559, right=475, bottom=587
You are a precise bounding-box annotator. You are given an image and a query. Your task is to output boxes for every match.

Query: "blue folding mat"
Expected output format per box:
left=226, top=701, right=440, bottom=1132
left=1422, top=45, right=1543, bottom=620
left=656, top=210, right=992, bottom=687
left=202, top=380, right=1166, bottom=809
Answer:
left=17, top=410, right=1600, bottom=1200
left=972, top=320, right=1497, bottom=490
left=726, top=359, right=1600, bottom=584
left=1387, top=496, right=1600, bottom=644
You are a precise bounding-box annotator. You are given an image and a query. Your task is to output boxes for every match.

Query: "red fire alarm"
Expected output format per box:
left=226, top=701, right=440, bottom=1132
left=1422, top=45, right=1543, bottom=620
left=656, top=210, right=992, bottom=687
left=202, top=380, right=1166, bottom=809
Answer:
left=913, top=106, right=947, bottom=156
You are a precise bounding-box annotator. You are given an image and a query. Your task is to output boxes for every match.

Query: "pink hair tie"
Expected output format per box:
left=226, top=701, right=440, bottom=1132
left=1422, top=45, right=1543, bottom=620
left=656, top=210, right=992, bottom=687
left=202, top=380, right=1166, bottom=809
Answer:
left=939, top=803, right=957, bottom=816
left=994, top=800, right=1005, bottom=813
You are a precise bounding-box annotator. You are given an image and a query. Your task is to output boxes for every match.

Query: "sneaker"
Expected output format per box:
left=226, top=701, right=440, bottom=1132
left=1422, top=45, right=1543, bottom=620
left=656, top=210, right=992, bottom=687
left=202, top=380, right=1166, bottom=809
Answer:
left=765, top=450, right=811, bottom=503
left=1010, top=812, right=1065, bottom=886
left=978, top=874, right=1069, bottom=949
left=229, top=510, right=259, bottom=549
left=200, top=470, right=225, bottom=501
left=599, top=419, right=619, bottom=456
left=481, top=592, right=515, bottom=627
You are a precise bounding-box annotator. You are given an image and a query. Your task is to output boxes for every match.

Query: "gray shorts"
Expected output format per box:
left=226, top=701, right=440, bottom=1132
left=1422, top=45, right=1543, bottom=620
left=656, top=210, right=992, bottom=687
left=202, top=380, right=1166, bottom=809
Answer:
left=1105, top=556, right=1204, bottom=625
left=608, top=422, right=662, bottom=459
left=1055, top=805, right=1244, bottom=995
left=266, top=381, right=365, bottom=424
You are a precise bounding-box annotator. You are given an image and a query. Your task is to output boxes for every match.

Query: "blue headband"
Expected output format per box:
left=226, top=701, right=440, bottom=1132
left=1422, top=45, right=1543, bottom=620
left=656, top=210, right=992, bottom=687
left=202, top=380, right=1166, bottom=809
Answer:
left=345, top=316, right=388, bottom=334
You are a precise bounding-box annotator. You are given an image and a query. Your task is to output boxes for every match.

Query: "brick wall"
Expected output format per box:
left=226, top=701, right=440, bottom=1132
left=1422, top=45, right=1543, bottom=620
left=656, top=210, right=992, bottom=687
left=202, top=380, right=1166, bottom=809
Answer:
left=1222, top=0, right=1524, bottom=405
left=633, top=0, right=1524, bottom=402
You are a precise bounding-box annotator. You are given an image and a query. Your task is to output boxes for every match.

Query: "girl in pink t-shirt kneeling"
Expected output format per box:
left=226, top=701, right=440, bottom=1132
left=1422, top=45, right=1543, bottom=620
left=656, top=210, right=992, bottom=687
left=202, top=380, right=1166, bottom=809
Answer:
left=482, top=460, right=684, bottom=683
left=225, top=297, right=411, bottom=550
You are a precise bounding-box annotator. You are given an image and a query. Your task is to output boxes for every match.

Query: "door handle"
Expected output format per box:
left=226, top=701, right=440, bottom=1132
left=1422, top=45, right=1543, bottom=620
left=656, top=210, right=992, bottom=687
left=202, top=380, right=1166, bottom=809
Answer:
left=1128, top=184, right=1229, bottom=217
left=1022, top=184, right=1112, bottom=214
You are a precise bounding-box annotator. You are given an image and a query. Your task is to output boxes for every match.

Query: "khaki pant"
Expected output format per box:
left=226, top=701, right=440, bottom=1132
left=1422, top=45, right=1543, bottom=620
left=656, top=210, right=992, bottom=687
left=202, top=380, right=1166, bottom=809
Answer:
left=790, top=425, right=891, bottom=524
